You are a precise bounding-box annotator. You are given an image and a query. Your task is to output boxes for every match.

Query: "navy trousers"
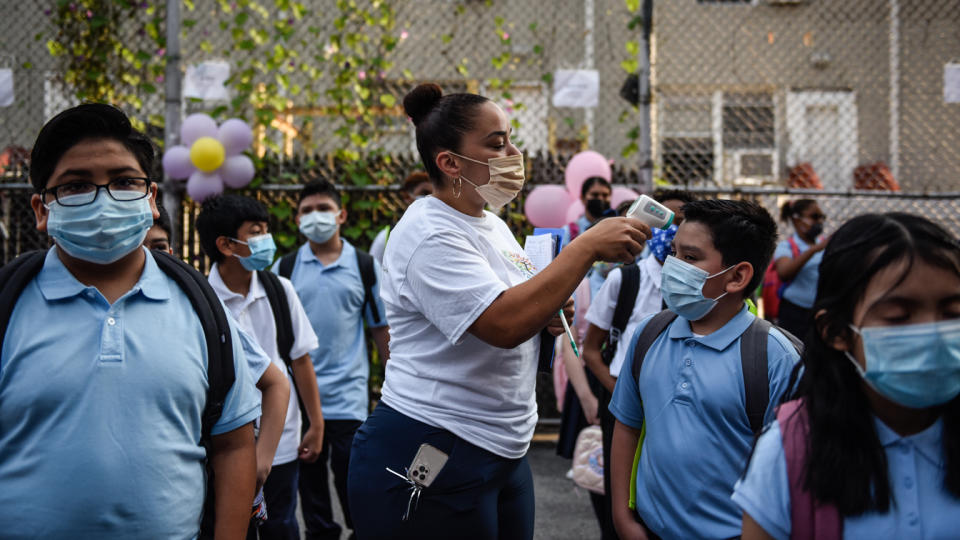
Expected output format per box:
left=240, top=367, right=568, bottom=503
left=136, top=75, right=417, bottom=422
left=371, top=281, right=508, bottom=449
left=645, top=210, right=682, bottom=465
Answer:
left=348, top=403, right=535, bottom=540
left=299, top=419, right=363, bottom=540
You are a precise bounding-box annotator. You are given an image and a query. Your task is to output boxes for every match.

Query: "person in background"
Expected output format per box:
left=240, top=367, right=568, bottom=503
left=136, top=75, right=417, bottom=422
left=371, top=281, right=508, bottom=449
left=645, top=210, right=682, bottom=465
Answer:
left=369, top=171, right=434, bottom=265
left=734, top=213, right=960, bottom=539
left=774, top=198, right=827, bottom=340
left=274, top=179, right=390, bottom=540
left=144, top=198, right=173, bottom=253
left=570, top=189, right=694, bottom=539
left=198, top=194, right=325, bottom=540
left=563, top=176, right=613, bottom=246
left=347, top=82, right=649, bottom=539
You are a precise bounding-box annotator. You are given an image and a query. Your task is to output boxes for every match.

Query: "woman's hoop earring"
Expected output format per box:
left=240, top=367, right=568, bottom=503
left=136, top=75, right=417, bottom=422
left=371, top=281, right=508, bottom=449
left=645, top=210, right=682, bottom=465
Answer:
left=453, top=177, right=462, bottom=198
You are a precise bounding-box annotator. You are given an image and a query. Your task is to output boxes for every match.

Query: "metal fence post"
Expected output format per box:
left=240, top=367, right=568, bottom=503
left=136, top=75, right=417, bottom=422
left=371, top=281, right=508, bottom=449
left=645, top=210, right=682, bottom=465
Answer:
left=638, top=0, right=654, bottom=192
left=163, top=0, right=184, bottom=253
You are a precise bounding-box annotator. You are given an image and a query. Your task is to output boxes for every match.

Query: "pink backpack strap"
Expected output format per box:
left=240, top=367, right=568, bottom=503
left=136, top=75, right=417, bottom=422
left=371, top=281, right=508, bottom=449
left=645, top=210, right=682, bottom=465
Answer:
left=777, top=399, right=842, bottom=540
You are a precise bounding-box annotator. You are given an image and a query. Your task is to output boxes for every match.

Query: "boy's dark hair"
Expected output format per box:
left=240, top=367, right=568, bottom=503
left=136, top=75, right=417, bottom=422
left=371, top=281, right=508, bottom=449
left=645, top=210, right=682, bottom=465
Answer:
left=402, top=171, right=430, bottom=194
left=403, top=83, right=490, bottom=186
left=298, top=179, right=341, bottom=209
left=196, top=194, right=270, bottom=264
left=776, top=212, right=960, bottom=515
left=653, top=188, right=696, bottom=205
left=580, top=176, right=612, bottom=199
left=29, top=103, right=157, bottom=193
left=681, top=199, right=777, bottom=293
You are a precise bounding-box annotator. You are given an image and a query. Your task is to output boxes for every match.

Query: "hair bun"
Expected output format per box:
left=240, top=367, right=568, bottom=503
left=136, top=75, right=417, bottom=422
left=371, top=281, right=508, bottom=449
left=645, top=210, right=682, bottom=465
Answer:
left=403, top=83, right=443, bottom=125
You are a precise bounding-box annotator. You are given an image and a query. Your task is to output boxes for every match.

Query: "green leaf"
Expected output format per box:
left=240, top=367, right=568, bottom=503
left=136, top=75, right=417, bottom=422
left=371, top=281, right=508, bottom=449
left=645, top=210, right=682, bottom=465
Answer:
left=625, top=0, right=640, bottom=12
left=379, top=94, right=396, bottom=107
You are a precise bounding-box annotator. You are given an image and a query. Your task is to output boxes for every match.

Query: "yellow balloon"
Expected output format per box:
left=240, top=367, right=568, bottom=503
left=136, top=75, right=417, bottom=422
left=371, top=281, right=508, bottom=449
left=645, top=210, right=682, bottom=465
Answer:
left=190, top=137, right=226, bottom=172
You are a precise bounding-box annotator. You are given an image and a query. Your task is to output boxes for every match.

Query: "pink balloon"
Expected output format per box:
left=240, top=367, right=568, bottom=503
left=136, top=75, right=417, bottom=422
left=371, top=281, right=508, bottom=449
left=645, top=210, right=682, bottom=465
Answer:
left=220, top=155, right=255, bottom=188
left=565, top=151, right=612, bottom=199
left=565, top=199, right=585, bottom=223
left=180, top=114, right=219, bottom=146
left=219, top=118, right=254, bottom=156
left=524, top=185, right=574, bottom=228
left=611, top=187, right=640, bottom=210
left=161, top=145, right=195, bottom=180
left=186, top=171, right=224, bottom=202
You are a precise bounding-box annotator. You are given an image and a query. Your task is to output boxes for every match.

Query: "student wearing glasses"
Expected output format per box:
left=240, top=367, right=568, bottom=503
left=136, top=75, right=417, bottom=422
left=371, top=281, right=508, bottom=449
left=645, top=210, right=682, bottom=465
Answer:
left=0, top=104, right=260, bottom=539
left=775, top=199, right=828, bottom=340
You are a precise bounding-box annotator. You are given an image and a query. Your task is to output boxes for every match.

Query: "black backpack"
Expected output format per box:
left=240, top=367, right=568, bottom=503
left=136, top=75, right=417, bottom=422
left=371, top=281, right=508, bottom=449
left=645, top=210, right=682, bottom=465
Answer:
left=601, top=263, right=641, bottom=366
left=629, top=309, right=802, bottom=434
left=277, top=248, right=381, bottom=325
left=0, top=249, right=235, bottom=537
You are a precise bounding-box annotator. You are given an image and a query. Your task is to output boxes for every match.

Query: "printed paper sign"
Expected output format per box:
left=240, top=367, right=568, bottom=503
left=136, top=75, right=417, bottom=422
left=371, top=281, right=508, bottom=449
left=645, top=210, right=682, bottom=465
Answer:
left=184, top=61, right=231, bottom=101
left=552, top=69, right=599, bottom=108
left=945, top=64, right=960, bottom=103
left=0, top=69, right=13, bottom=107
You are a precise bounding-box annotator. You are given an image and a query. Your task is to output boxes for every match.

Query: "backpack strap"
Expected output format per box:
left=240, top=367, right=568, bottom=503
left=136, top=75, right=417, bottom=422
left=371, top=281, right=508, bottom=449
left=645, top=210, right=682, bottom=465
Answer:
left=568, top=221, right=580, bottom=241
left=355, top=249, right=381, bottom=325
left=777, top=399, right=843, bottom=540
left=630, top=310, right=678, bottom=383
left=278, top=251, right=298, bottom=280
left=258, top=270, right=295, bottom=368
left=152, top=251, right=235, bottom=444
left=740, top=317, right=803, bottom=434
left=605, top=263, right=640, bottom=365
left=0, top=251, right=47, bottom=355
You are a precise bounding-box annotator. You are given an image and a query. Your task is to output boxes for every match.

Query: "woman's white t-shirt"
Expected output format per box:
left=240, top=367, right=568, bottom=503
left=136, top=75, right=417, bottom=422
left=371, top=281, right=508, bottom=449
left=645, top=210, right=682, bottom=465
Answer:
left=379, top=196, right=540, bottom=459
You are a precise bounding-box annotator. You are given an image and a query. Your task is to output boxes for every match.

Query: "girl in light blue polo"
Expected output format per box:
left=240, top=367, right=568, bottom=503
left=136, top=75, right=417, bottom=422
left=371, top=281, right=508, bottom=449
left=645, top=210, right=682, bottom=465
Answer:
left=773, top=199, right=828, bottom=340
left=734, top=213, right=960, bottom=539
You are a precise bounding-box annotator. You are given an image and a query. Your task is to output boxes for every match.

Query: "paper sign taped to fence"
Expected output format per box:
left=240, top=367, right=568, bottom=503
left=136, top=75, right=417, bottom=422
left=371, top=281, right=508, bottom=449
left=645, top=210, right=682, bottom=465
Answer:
left=552, top=70, right=599, bottom=108
left=945, top=64, right=960, bottom=103
left=0, top=69, right=13, bottom=107
left=184, top=61, right=231, bottom=101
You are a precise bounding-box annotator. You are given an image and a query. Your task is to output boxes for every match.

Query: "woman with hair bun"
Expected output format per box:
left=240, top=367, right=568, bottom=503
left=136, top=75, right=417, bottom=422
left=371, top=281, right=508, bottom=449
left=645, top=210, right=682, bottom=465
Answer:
left=347, top=83, right=650, bottom=538
left=734, top=212, right=960, bottom=539
left=774, top=198, right=828, bottom=340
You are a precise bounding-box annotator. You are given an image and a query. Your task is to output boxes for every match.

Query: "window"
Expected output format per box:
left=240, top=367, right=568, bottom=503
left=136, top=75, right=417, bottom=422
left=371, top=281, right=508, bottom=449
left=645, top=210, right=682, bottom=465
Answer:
left=662, top=138, right=714, bottom=185
left=722, top=93, right=775, bottom=149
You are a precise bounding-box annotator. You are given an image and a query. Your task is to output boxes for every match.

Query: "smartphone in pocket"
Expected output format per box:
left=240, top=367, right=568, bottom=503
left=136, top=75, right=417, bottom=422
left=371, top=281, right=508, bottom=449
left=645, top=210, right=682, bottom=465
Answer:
left=407, top=443, right=449, bottom=488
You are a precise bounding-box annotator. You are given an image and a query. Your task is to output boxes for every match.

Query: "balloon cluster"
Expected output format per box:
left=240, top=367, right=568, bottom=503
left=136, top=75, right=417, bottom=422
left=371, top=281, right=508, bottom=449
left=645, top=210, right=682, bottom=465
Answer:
left=524, top=151, right=639, bottom=228
left=162, top=114, right=255, bottom=201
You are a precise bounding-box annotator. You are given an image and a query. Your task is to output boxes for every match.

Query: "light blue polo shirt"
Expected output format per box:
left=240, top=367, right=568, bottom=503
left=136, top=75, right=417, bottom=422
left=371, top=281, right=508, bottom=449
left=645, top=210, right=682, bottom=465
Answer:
left=775, top=233, right=822, bottom=309
left=273, top=240, right=387, bottom=421
left=0, top=247, right=260, bottom=539
left=609, top=305, right=800, bottom=539
left=733, top=416, right=959, bottom=539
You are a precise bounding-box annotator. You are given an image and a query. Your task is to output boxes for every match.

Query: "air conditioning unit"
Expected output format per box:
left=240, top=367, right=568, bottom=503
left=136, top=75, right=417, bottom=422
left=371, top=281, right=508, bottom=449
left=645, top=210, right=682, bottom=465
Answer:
left=732, top=150, right=776, bottom=186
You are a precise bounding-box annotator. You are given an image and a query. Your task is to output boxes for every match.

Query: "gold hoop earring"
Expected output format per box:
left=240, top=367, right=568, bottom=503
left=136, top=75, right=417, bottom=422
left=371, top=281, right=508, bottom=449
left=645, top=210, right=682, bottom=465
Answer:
left=453, top=177, right=462, bottom=198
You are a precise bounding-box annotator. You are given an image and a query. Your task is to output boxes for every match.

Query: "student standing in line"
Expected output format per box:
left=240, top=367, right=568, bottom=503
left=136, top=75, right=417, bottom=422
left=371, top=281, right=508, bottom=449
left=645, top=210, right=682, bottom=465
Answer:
left=774, top=198, right=827, bottom=340
left=0, top=103, right=260, bottom=539
left=346, top=82, right=650, bottom=539
left=734, top=213, right=960, bottom=539
left=273, top=180, right=390, bottom=540
left=198, top=194, right=326, bottom=540
left=144, top=198, right=173, bottom=253
left=609, top=199, right=801, bottom=540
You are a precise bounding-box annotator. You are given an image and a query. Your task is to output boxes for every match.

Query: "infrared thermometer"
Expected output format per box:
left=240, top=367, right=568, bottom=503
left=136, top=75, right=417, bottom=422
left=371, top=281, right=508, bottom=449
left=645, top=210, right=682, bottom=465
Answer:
left=626, top=194, right=675, bottom=230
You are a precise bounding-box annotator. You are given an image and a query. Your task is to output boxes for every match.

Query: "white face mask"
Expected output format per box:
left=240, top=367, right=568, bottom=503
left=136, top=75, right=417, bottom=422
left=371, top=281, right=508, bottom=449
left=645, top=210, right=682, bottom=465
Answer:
left=449, top=151, right=525, bottom=210
left=299, top=211, right=338, bottom=244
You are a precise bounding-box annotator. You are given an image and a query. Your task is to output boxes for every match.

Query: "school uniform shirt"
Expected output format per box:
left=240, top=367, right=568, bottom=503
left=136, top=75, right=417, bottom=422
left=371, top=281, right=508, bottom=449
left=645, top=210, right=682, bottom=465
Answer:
left=0, top=247, right=261, bottom=539
left=585, top=255, right=664, bottom=378
left=733, top=416, right=959, bottom=539
left=609, top=305, right=801, bottom=539
left=272, top=239, right=387, bottom=422
left=379, top=196, right=540, bottom=459
left=776, top=232, right=822, bottom=309
left=209, top=264, right=320, bottom=465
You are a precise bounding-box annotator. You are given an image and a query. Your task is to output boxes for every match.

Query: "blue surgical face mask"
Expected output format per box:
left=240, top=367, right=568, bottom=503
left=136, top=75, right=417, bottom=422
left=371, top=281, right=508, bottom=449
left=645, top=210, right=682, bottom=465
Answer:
left=846, top=319, right=960, bottom=409
left=230, top=234, right=276, bottom=271
left=660, top=255, right=735, bottom=321
left=299, top=211, right=338, bottom=244
left=45, top=194, right=153, bottom=264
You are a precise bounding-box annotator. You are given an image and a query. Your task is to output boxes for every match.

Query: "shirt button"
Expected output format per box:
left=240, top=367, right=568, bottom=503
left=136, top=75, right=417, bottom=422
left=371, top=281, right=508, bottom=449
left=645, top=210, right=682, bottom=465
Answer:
left=681, top=382, right=689, bottom=389
left=107, top=317, right=116, bottom=326
left=908, top=512, right=919, bottom=526
left=685, top=359, right=692, bottom=366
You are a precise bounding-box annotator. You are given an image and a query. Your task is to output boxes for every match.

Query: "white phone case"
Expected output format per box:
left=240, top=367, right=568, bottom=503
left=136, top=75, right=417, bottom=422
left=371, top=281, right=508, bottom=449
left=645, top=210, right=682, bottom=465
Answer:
left=407, top=443, right=449, bottom=487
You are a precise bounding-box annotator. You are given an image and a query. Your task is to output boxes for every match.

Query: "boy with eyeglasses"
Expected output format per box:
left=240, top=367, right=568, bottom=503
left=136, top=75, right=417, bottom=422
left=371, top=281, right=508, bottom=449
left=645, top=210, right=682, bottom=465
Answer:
left=0, top=103, right=260, bottom=538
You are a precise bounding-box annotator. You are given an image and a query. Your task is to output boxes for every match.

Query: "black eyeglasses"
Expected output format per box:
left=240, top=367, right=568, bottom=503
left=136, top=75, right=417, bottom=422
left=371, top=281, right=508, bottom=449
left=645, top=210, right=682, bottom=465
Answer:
left=42, top=178, right=152, bottom=207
